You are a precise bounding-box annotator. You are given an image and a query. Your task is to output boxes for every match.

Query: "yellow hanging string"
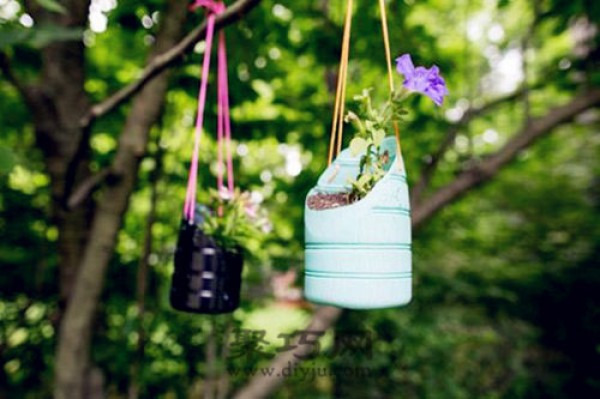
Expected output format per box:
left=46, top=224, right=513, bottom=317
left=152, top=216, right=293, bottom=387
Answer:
left=335, top=1, right=352, bottom=157
left=378, top=0, right=402, bottom=165
left=328, top=0, right=353, bottom=165
left=379, top=0, right=394, bottom=93
left=328, top=0, right=401, bottom=166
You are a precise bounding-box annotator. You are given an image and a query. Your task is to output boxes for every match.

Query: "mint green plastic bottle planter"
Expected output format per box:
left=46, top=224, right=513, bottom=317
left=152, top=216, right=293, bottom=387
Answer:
left=304, top=137, right=412, bottom=309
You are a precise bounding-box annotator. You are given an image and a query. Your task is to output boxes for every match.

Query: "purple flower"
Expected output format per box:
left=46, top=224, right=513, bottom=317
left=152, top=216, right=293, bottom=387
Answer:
left=395, top=54, right=449, bottom=106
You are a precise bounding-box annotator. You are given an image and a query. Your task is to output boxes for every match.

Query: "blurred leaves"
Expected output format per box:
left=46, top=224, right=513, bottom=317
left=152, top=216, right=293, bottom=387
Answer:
left=0, top=0, right=599, bottom=398
left=0, top=24, right=83, bottom=49
left=0, top=146, right=17, bottom=175
left=35, top=0, right=67, bottom=15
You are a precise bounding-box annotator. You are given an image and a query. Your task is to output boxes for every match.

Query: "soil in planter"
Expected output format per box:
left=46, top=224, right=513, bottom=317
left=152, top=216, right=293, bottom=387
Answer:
left=307, top=192, right=357, bottom=210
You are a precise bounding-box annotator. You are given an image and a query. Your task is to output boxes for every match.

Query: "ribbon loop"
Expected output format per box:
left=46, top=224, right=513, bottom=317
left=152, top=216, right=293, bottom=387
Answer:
left=184, top=0, right=234, bottom=222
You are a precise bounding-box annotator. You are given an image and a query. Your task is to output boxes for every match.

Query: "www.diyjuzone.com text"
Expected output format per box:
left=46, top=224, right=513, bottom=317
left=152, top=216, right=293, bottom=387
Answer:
left=228, top=362, right=376, bottom=381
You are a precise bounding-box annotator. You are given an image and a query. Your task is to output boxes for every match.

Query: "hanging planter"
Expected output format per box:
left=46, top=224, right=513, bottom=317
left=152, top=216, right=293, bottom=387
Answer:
left=170, top=207, right=243, bottom=314
left=305, top=137, right=411, bottom=309
left=304, top=0, right=448, bottom=309
left=171, top=186, right=268, bottom=315
left=170, top=0, right=268, bottom=315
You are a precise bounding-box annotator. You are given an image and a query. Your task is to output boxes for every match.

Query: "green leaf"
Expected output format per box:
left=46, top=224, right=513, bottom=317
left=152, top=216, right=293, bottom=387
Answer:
left=0, top=147, right=17, bottom=175
left=372, top=129, right=385, bottom=147
left=36, top=0, right=68, bottom=14
left=349, top=137, right=368, bottom=157
left=358, top=173, right=371, bottom=186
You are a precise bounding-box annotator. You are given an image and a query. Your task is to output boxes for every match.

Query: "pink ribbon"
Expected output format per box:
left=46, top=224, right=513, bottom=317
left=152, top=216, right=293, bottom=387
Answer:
left=189, top=0, right=225, bottom=13
left=184, top=0, right=235, bottom=222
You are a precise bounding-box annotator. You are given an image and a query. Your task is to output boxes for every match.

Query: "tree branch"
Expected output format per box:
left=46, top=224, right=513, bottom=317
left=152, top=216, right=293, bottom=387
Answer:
left=411, top=86, right=534, bottom=205
left=232, top=306, right=343, bottom=399
left=80, top=0, right=262, bottom=128
left=66, top=168, right=112, bottom=209
left=66, top=0, right=263, bottom=208
left=412, top=88, right=600, bottom=228
left=231, top=88, right=600, bottom=399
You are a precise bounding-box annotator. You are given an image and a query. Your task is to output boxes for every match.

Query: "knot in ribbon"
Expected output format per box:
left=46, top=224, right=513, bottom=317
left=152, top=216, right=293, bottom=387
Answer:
left=190, top=0, right=225, bottom=14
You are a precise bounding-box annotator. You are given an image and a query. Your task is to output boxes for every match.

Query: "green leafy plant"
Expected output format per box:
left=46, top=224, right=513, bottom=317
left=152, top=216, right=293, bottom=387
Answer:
left=201, top=188, right=271, bottom=252
left=346, top=88, right=406, bottom=201
left=345, top=54, right=449, bottom=202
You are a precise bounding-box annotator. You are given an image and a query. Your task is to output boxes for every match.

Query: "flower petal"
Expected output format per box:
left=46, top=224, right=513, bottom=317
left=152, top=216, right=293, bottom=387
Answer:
left=425, top=88, right=444, bottom=106
left=244, top=203, right=258, bottom=218
left=218, top=186, right=233, bottom=200
left=395, top=54, right=415, bottom=78
left=397, top=56, right=448, bottom=106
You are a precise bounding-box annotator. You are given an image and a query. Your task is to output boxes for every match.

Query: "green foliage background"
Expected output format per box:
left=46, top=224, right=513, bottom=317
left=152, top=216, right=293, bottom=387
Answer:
left=1, top=0, right=599, bottom=398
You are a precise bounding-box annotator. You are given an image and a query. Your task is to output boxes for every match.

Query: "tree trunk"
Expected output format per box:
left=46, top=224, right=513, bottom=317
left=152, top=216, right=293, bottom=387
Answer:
left=53, top=2, right=189, bottom=398
left=24, top=0, right=94, bottom=313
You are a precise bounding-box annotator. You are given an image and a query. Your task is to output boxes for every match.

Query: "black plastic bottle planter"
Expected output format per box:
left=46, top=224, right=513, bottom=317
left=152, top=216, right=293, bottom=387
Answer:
left=170, top=210, right=244, bottom=314
left=172, top=2, right=243, bottom=315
